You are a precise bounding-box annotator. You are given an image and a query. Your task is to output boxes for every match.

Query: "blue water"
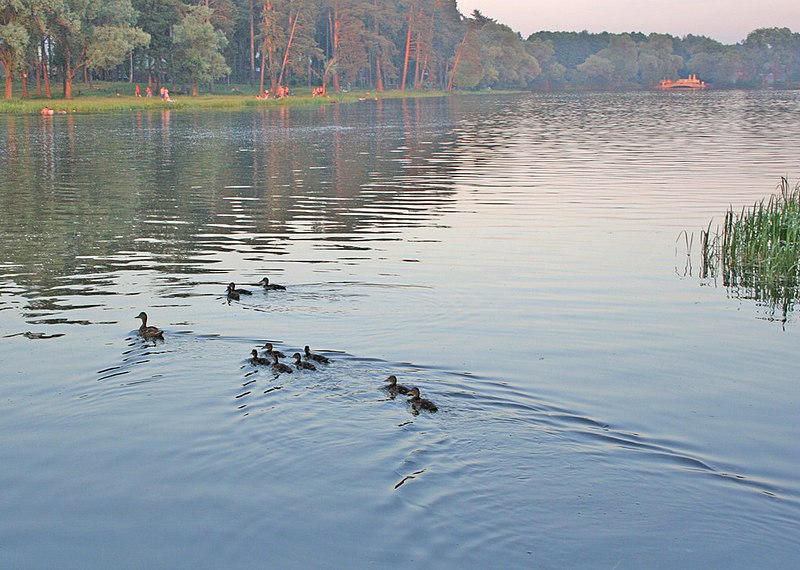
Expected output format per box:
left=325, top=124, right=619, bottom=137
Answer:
left=1, top=92, right=799, bottom=568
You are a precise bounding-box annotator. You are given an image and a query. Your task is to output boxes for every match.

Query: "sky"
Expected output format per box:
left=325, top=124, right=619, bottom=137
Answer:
left=456, top=0, right=800, bottom=44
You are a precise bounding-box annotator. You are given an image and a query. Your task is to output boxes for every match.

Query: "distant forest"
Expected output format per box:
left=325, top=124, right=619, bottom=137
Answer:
left=2, top=0, right=799, bottom=98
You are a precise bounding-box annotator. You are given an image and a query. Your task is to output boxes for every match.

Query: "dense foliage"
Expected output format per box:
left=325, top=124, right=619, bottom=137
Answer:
left=2, top=0, right=800, bottom=98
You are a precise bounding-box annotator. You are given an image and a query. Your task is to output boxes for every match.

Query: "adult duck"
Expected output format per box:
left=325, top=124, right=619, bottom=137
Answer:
left=258, top=277, right=286, bottom=291
left=262, top=343, right=286, bottom=359
left=384, top=375, right=412, bottom=396
left=227, top=282, right=252, bottom=300
left=304, top=345, right=330, bottom=364
left=293, top=353, right=317, bottom=371
left=250, top=349, right=271, bottom=366
left=135, top=312, right=164, bottom=339
left=271, top=354, right=293, bottom=374
left=407, top=387, right=438, bottom=412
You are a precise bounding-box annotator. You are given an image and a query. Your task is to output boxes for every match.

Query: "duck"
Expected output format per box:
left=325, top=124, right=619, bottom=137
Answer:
left=384, top=375, right=412, bottom=396
left=226, top=282, right=252, bottom=300
left=262, top=343, right=286, bottom=359
left=407, top=387, right=438, bottom=412
left=293, top=353, right=317, bottom=371
left=271, top=353, right=293, bottom=374
left=135, top=311, right=164, bottom=339
left=304, top=345, right=330, bottom=364
left=250, top=349, right=271, bottom=365
left=258, top=277, right=286, bottom=291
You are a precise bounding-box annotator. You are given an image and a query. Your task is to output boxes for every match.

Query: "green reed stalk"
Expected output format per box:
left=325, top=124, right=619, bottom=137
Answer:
left=698, top=178, right=800, bottom=316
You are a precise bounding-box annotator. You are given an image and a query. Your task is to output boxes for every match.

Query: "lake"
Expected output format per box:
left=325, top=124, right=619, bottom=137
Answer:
left=1, top=91, right=799, bottom=568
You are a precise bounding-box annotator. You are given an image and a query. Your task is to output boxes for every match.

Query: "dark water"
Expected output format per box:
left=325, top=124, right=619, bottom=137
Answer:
left=1, top=92, right=799, bottom=568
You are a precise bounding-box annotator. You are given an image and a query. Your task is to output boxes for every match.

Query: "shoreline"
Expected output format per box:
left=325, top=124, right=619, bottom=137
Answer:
left=0, top=86, right=462, bottom=115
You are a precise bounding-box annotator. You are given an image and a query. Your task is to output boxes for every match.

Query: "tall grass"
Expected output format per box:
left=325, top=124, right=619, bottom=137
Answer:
left=700, top=177, right=800, bottom=319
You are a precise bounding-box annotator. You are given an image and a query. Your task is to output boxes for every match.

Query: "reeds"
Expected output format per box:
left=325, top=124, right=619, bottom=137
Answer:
left=700, top=177, right=800, bottom=319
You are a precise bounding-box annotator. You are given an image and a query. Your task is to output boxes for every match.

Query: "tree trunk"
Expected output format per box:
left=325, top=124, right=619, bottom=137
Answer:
left=192, top=78, right=198, bottom=96
left=35, top=56, right=42, bottom=96
left=64, top=51, right=73, bottom=99
left=448, top=28, right=469, bottom=92
left=401, top=4, right=414, bottom=91
left=330, top=5, right=341, bottom=92
left=21, top=67, right=29, bottom=97
left=277, top=11, right=300, bottom=90
left=260, top=0, right=277, bottom=94
left=1, top=53, right=13, bottom=98
left=258, top=36, right=267, bottom=95
left=413, top=30, right=422, bottom=89
left=373, top=0, right=384, bottom=92
left=375, top=54, right=384, bottom=92
left=42, top=38, right=51, bottom=98
left=249, top=0, right=256, bottom=85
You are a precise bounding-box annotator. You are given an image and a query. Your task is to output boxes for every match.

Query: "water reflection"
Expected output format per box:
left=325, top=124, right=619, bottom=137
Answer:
left=0, top=101, right=459, bottom=306
left=2, top=93, right=800, bottom=567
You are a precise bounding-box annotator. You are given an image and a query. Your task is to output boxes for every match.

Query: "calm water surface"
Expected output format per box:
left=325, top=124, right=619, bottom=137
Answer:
left=1, top=92, right=799, bottom=568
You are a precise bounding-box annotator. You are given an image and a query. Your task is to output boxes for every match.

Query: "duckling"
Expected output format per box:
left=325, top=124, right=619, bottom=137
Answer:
left=384, top=375, right=412, bottom=396
left=262, top=343, right=286, bottom=359
left=293, top=353, right=317, bottom=371
left=271, top=353, right=293, bottom=374
left=135, top=311, right=164, bottom=339
left=250, top=349, right=271, bottom=366
left=226, top=282, right=252, bottom=300
left=258, top=277, right=286, bottom=291
left=304, top=345, right=330, bottom=364
left=407, top=387, right=438, bottom=412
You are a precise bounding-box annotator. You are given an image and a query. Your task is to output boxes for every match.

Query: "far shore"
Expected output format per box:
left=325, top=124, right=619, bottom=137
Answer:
left=0, top=83, right=472, bottom=115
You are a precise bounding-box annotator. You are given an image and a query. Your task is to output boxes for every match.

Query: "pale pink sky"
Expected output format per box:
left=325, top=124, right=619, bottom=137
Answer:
left=457, top=0, right=800, bottom=44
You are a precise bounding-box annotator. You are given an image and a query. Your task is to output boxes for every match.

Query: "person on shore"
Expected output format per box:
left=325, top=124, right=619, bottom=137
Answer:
left=135, top=85, right=141, bottom=97
left=146, top=86, right=152, bottom=97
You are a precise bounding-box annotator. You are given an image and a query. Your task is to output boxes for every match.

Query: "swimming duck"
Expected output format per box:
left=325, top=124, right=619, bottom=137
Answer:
left=384, top=375, right=412, bottom=396
left=135, top=311, right=164, bottom=339
left=304, top=345, right=330, bottom=364
left=407, top=387, right=438, bottom=412
left=262, top=343, right=286, bottom=359
left=226, top=282, right=252, bottom=300
left=258, top=277, right=286, bottom=291
left=293, top=353, right=317, bottom=371
left=250, top=349, right=271, bottom=366
left=271, top=353, right=293, bottom=374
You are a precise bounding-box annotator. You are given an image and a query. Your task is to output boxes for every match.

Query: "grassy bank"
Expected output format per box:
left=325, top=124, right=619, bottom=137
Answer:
left=699, top=177, right=800, bottom=317
left=0, top=81, right=457, bottom=114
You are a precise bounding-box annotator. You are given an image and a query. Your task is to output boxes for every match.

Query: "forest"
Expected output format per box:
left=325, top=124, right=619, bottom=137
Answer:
left=2, top=0, right=800, bottom=99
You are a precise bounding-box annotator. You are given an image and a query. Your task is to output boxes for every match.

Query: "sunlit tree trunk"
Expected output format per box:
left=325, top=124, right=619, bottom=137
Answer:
left=64, top=50, right=73, bottom=99
left=329, top=3, right=341, bottom=92
left=277, top=11, right=300, bottom=90
left=448, top=28, right=469, bottom=92
left=401, top=3, right=414, bottom=91
left=413, top=29, right=422, bottom=89
left=1, top=52, right=14, bottom=98
left=3, top=71, right=12, bottom=99
left=259, top=0, right=274, bottom=94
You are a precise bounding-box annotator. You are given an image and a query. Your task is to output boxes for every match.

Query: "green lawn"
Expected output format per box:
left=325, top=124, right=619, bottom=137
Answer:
left=0, top=81, right=455, bottom=114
